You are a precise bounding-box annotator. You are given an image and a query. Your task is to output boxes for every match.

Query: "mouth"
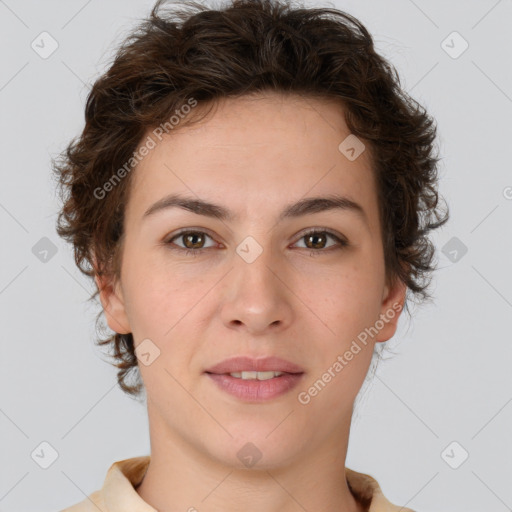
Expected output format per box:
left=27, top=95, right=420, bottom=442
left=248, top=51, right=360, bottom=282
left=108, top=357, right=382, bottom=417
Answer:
left=204, top=369, right=305, bottom=402
left=204, top=355, right=305, bottom=375
left=204, top=355, right=305, bottom=402
left=205, top=370, right=302, bottom=380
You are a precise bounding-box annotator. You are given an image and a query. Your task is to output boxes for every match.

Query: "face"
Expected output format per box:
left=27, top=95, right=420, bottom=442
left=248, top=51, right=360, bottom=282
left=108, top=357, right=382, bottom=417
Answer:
left=97, top=92, right=406, bottom=469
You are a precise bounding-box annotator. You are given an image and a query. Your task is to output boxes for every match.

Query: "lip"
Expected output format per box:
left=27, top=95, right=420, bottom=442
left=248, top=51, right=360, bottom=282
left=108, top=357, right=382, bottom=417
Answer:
left=206, top=372, right=305, bottom=402
left=204, top=356, right=305, bottom=375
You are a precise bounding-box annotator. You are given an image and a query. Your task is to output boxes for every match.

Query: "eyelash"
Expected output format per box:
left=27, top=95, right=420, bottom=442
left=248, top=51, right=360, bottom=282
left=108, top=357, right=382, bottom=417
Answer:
left=164, top=228, right=349, bottom=257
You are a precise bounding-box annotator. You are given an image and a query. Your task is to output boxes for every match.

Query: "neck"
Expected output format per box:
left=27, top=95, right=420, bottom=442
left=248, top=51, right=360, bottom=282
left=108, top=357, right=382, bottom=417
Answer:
left=135, top=403, right=364, bottom=512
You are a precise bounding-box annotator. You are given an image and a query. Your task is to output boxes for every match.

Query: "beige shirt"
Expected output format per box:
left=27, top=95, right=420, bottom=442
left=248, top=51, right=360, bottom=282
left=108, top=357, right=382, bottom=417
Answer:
left=60, top=456, right=415, bottom=512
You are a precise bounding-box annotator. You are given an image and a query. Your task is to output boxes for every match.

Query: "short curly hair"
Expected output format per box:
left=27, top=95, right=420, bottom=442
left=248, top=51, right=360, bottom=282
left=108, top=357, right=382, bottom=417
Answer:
left=52, top=0, right=449, bottom=399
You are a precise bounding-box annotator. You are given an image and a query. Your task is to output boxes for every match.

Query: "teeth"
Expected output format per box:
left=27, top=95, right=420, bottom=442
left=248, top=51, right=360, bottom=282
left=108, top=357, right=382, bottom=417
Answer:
left=229, top=371, right=284, bottom=380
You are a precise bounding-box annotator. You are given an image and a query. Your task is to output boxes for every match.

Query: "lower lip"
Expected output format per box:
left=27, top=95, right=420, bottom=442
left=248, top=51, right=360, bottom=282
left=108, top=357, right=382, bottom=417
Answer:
left=205, top=372, right=304, bottom=402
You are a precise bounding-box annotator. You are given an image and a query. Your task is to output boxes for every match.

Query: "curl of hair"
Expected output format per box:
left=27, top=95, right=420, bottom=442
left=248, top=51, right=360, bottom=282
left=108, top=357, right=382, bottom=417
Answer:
left=52, top=0, right=449, bottom=399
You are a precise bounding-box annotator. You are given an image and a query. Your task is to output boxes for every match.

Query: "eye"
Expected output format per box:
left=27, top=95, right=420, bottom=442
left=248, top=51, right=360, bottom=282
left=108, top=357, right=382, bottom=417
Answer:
left=293, top=228, right=348, bottom=254
left=163, top=228, right=348, bottom=257
left=164, top=229, right=218, bottom=256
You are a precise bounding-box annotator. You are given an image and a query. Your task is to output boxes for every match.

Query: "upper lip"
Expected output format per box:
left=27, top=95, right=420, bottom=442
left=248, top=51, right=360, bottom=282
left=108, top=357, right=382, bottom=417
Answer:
left=205, top=356, right=304, bottom=374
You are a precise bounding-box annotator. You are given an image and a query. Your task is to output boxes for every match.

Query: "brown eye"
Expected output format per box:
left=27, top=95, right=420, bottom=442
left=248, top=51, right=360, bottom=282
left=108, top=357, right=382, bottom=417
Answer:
left=165, top=230, right=216, bottom=254
left=304, top=232, right=328, bottom=249
left=181, top=232, right=206, bottom=249
left=294, top=229, right=348, bottom=252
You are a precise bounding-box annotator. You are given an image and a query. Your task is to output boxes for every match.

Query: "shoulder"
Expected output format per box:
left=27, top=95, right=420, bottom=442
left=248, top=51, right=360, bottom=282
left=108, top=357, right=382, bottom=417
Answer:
left=58, top=456, right=151, bottom=512
left=346, top=467, right=416, bottom=512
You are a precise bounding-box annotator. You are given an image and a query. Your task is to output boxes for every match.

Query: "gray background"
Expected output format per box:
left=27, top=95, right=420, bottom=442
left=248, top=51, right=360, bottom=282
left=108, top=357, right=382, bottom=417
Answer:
left=1, top=0, right=511, bottom=511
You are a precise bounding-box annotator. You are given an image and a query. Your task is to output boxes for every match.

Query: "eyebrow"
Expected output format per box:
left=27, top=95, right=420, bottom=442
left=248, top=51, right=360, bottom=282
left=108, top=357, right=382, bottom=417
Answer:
left=142, top=193, right=368, bottom=226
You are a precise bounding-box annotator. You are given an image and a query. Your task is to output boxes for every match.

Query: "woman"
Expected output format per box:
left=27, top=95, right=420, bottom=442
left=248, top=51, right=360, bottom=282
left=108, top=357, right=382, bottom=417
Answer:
left=54, top=0, right=449, bottom=510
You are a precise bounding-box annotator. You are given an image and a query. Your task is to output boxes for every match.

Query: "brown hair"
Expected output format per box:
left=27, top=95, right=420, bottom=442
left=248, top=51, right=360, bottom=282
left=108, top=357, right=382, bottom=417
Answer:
left=52, top=0, right=449, bottom=399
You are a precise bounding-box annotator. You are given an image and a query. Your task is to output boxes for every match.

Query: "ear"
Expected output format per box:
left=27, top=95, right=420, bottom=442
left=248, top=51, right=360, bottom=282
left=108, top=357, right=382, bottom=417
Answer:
left=93, top=256, right=131, bottom=335
left=374, top=276, right=407, bottom=343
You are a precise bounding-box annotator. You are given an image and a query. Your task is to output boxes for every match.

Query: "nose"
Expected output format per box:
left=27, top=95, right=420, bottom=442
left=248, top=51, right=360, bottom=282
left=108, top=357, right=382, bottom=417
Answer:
left=219, top=242, right=294, bottom=335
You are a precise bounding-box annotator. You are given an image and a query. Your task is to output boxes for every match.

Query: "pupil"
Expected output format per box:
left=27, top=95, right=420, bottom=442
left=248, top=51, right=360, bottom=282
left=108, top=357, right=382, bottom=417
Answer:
left=307, top=233, right=325, bottom=249
left=186, top=232, right=203, bottom=248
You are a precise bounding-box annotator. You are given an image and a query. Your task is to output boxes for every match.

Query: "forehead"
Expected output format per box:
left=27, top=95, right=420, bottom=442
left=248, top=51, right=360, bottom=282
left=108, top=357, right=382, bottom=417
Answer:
left=125, top=92, right=380, bottom=232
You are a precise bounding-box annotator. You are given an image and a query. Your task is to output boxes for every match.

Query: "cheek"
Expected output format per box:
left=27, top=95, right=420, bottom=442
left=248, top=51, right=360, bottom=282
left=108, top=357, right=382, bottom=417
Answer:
left=121, top=258, right=214, bottom=383
left=320, top=260, right=383, bottom=320
left=305, top=273, right=380, bottom=407
left=311, top=261, right=385, bottom=371
left=122, top=273, right=199, bottom=388
left=122, top=248, right=205, bottom=329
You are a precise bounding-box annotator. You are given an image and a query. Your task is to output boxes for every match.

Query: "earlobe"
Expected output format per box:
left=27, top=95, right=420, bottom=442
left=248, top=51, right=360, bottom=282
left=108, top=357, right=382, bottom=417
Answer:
left=94, top=272, right=131, bottom=335
left=374, top=277, right=407, bottom=343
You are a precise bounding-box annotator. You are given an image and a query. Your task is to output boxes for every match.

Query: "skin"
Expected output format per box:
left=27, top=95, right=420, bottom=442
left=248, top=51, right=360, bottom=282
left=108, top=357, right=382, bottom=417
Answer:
left=96, top=92, right=406, bottom=512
